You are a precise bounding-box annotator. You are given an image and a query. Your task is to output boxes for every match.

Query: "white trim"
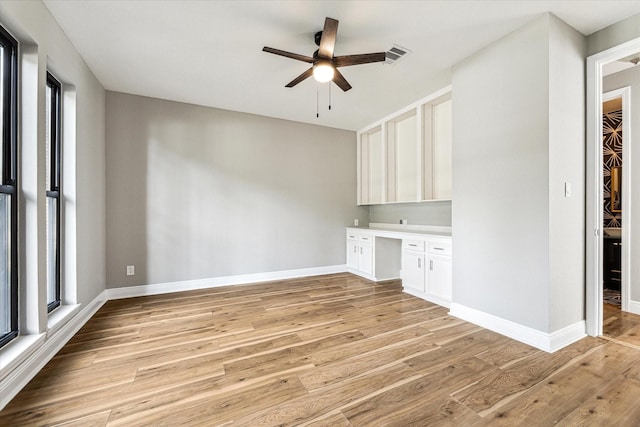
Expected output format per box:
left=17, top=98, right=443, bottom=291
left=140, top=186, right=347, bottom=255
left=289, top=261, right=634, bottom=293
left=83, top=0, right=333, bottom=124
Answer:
left=358, top=85, right=452, bottom=134
left=586, top=36, right=640, bottom=336
left=346, top=268, right=377, bottom=282
left=628, top=300, right=640, bottom=316
left=107, top=265, right=347, bottom=299
left=403, top=287, right=450, bottom=309
left=548, top=321, right=589, bottom=353
left=0, top=291, right=107, bottom=410
left=449, top=303, right=586, bottom=353
left=46, top=303, right=81, bottom=336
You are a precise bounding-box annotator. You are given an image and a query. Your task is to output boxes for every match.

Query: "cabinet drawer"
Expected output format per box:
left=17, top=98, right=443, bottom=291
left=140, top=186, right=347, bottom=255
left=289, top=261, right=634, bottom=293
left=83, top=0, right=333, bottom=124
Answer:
left=403, top=239, right=425, bottom=252
left=358, top=234, right=373, bottom=242
left=428, top=240, right=452, bottom=256
left=359, top=234, right=373, bottom=243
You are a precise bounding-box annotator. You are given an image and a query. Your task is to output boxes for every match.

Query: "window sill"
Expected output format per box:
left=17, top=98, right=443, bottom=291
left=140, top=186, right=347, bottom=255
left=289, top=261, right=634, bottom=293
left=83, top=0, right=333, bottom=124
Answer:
left=47, top=304, right=81, bottom=336
left=0, top=304, right=80, bottom=381
left=0, top=333, right=46, bottom=380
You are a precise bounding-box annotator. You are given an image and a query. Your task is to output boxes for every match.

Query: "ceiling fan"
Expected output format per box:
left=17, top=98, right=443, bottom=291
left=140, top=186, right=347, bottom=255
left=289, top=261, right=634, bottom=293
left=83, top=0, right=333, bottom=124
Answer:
left=263, top=17, right=386, bottom=92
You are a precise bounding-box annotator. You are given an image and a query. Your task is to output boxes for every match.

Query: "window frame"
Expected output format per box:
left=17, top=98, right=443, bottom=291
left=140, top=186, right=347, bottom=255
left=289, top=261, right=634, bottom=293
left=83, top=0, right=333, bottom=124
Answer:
left=0, top=24, right=19, bottom=348
left=46, top=71, right=61, bottom=313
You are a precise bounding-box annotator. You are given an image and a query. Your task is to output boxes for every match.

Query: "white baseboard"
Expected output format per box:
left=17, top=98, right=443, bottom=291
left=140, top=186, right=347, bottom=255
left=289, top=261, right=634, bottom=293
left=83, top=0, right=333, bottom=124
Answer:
left=0, top=290, right=108, bottom=410
left=402, top=288, right=451, bottom=309
left=628, top=300, right=640, bottom=315
left=449, top=303, right=586, bottom=353
left=107, top=264, right=348, bottom=299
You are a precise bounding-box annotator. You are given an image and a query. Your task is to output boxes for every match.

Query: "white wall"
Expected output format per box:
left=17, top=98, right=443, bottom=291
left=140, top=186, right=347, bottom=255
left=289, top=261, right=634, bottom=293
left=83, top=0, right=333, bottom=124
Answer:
left=105, top=92, right=367, bottom=288
left=451, top=14, right=585, bottom=337
left=604, top=67, right=640, bottom=303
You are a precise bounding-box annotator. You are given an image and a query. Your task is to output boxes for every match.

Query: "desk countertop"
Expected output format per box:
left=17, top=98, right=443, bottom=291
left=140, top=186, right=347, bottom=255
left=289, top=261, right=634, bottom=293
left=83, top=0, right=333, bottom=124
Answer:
left=346, top=223, right=451, bottom=238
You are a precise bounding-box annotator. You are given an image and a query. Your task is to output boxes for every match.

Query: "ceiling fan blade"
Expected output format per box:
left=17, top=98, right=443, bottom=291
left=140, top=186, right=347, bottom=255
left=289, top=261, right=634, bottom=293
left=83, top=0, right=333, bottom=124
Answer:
left=318, top=17, right=339, bottom=59
left=285, top=67, right=314, bottom=88
left=332, top=69, right=352, bottom=92
left=263, top=47, right=314, bottom=63
left=334, top=52, right=387, bottom=67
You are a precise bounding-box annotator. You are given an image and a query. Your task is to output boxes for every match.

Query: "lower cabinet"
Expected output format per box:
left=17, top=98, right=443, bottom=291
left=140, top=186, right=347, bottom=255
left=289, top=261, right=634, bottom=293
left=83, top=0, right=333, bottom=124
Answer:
left=346, top=227, right=451, bottom=307
left=401, top=250, right=426, bottom=293
left=427, top=253, right=452, bottom=303
left=401, top=237, right=452, bottom=307
left=346, top=231, right=374, bottom=276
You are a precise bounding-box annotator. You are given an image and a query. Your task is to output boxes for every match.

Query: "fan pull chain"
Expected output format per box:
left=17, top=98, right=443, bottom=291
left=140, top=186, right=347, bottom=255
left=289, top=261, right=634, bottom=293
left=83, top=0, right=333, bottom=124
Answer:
left=316, top=86, right=319, bottom=118
left=329, top=83, right=332, bottom=111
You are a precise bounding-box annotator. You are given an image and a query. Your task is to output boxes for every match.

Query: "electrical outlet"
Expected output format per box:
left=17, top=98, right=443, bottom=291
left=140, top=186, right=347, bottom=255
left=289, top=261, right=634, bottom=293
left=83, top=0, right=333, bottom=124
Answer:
left=354, top=219, right=359, bottom=227
left=400, top=219, right=408, bottom=225
left=126, top=265, right=135, bottom=276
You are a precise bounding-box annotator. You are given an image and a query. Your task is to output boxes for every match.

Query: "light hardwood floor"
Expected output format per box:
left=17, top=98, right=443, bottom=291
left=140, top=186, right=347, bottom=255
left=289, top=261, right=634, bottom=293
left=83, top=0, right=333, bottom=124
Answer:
left=2, top=273, right=640, bottom=426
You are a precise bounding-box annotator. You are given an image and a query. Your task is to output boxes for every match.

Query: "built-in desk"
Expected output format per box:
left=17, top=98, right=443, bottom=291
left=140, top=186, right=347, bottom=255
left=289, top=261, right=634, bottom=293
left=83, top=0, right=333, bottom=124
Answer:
left=346, top=224, right=452, bottom=308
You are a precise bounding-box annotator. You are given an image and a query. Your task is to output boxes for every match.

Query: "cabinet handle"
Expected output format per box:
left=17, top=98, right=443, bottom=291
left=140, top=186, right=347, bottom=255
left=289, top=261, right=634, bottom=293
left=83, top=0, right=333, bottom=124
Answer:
left=430, top=260, right=433, bottom=270
left=354, top=246, right=357, bottom=253
left=360, top=247, right=363, bottom=255
left=418, top=258, right=421, bottom=268
left=433, top=247, right=444, bottom=251
left=409, top=243, right=417, bottom=247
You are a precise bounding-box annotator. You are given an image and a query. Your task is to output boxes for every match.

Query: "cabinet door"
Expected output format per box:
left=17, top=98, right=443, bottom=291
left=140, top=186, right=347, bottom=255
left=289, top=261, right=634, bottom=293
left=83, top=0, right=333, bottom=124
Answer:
left=347, top=239, right=359, bottom=270
left=402, top=250, right=426, bottom=293
left=428, top=254, right=452, bottom=301
left=432, top=99, right=452, bottom=199
left=358, top=243, right=373, bottom=275
left=391, top=111, right=419, bottom=202
left=359, top=127, right=384, bottom=205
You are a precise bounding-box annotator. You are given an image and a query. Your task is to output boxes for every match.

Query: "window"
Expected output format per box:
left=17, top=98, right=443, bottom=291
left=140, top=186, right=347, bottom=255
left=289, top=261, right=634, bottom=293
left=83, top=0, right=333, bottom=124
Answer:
left=0, top=25, right=18, bottom=348
left=46, top=72, right=61, bottom=313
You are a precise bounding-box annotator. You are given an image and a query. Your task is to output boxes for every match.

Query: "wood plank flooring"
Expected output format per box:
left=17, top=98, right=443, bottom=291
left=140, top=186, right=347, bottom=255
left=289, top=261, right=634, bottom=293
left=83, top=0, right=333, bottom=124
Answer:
left=2, top=273, right=640, bottom=426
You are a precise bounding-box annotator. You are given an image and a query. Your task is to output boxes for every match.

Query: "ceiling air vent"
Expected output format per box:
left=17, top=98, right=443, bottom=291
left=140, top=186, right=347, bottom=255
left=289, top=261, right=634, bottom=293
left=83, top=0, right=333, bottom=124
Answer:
left=385, top=44, right=411, bottom=65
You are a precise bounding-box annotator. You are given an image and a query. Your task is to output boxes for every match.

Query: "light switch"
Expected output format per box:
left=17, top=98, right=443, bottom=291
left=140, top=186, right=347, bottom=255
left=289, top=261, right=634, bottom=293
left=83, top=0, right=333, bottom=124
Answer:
left=565, top=182, right=572, bottom=198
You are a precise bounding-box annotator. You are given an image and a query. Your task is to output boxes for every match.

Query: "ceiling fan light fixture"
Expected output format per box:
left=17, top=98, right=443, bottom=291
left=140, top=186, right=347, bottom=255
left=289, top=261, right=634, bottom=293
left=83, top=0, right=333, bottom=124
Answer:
left=313, top=61, right=334, bottom=83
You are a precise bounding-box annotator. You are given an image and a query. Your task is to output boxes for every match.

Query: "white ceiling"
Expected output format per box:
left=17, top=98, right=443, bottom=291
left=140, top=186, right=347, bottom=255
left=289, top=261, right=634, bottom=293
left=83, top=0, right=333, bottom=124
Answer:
left=43, top=0, right=640, bottom=131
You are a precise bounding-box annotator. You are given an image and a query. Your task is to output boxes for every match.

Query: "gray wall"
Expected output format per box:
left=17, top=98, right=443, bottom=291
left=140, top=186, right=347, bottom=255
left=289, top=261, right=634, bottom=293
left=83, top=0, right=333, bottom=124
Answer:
left=106, top=92, right=367, bottom=288
left=604, top=67, right=640, bottom=302
left=587, top=13, right=640, bottom=56
left=369, top=201, right=451, bottom=226
left=452, top=14, right=585, bottom=333
left=0, top=1, right=106, bottom=307
left=547, top=16, right=586, bottom=331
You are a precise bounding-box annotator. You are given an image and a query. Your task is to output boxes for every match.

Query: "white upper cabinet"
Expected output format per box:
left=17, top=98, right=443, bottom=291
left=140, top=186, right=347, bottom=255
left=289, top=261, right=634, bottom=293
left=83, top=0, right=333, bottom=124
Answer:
left=388, top=110, right=419, bottom=203
left=357, top=86, right=452, bottom=205
left=359, top=126, right=385, bottom=205
left=432, top=99, right=452, bottom=200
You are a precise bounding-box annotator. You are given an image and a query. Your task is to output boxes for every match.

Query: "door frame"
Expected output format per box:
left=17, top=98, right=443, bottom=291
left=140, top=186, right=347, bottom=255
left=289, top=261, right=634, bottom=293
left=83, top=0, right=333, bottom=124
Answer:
left=586, top=37, right=640, bottom=336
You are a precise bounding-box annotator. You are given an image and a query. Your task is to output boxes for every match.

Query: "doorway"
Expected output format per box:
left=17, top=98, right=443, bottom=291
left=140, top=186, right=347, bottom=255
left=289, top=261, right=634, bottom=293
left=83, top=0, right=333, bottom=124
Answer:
left=586, top=38, right=640, bottom=337
left=601, top=90, right=629, bottom=314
